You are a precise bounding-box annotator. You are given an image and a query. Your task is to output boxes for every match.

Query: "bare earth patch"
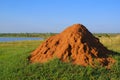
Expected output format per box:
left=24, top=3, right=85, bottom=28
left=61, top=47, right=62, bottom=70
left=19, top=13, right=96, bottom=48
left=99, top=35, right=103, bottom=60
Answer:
left=30, top=24, right=115, bottom=68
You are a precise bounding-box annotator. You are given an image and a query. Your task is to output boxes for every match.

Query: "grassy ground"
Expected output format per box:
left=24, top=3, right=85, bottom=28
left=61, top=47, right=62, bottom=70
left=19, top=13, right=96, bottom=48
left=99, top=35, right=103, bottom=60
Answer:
left=0, top=35, right=120, bottom=80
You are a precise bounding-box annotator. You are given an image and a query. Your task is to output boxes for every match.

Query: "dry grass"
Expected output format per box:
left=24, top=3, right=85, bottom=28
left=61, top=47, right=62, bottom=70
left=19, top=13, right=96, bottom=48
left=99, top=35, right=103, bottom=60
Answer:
left=99, top=34, right=120, bottom=52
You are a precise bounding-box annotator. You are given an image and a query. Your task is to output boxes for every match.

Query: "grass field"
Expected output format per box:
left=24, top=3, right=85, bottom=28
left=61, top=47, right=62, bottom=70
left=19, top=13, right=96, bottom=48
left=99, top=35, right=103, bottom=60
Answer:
left=0, top=34, right=120, bottom=80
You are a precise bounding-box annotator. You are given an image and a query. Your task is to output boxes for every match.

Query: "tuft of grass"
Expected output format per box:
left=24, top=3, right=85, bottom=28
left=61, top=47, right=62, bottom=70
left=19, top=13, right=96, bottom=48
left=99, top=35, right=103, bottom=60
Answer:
left=0, top=35, right=120, bottom=80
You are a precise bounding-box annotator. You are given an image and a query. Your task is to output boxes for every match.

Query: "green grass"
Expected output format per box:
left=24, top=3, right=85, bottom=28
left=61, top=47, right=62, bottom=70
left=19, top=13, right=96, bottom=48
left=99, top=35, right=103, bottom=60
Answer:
left=0, top=35, right=120, bottom=80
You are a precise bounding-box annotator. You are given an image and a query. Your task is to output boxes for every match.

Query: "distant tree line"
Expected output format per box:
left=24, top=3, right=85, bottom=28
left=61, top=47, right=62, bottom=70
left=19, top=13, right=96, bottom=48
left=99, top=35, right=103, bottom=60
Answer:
left=93, top=33, right=120, bottom=37
left=0, top=33, right=58, bottom=39
left=0, top=33, right=119, bottom=39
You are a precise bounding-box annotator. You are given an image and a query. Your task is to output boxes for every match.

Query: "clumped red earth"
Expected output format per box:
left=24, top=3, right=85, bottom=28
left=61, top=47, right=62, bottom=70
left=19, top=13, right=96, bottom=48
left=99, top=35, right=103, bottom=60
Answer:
left=30, top=24, right=115, bottom=68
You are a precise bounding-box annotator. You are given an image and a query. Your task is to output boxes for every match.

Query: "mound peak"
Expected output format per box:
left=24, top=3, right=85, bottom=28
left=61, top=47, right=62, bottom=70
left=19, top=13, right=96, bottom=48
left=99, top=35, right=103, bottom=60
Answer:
left=30, top=24, right=115, bottom=68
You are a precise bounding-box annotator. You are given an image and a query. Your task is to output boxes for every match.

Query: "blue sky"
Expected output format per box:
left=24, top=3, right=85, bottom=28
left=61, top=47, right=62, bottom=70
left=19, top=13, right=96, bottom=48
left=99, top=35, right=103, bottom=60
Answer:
left=0, top=0, right=120, bottom=33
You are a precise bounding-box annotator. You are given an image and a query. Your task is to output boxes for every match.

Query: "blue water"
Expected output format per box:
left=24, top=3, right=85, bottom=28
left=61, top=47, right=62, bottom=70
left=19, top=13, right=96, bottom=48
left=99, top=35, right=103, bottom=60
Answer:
left=0, top=37, right=43, bottom=42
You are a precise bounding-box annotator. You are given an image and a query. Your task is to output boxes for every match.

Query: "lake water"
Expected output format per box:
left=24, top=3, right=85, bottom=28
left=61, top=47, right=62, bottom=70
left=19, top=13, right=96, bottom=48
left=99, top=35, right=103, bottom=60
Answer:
left=0, top=37, right=43, bottom=42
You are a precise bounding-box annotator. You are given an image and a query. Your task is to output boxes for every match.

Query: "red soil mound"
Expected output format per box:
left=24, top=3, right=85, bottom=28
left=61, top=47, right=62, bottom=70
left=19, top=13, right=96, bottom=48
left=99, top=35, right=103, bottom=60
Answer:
left=30, top=24, right=115, bottom=68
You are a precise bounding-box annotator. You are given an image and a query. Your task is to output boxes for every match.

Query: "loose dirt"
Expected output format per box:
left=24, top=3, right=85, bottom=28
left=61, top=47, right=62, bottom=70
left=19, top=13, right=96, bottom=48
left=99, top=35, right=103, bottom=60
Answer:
left=30, top=24, right=115, bottom=68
